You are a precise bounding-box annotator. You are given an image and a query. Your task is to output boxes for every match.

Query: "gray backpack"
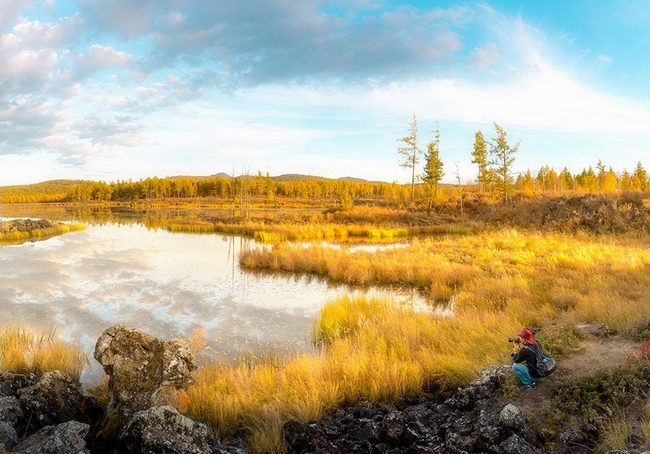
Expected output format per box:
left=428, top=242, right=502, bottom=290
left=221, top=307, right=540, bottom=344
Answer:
left=525, top=342, right=558, bottom=377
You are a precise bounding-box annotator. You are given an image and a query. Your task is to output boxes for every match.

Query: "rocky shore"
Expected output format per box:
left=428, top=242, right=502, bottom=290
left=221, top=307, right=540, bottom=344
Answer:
left=0, top=325, right=647, bottom=454
left=0, top=219, right=63, bottom=234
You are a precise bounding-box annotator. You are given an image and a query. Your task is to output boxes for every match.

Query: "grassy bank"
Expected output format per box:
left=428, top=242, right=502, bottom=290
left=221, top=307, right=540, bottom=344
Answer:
left=240, top=230, right=650, bottom=328
left=167, top=219, right=472, bottom=243
left=188, top=296, right=521, bottom=452
left=188, top=229, right=650, bottom=452
left=0, top=222, right=86, bottom=245
left=0, top=326, right=87, bottom=381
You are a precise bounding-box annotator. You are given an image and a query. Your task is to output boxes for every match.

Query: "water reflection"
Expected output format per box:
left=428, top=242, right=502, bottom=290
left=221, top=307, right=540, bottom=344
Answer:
left=1, top=209, right=429, bottom=387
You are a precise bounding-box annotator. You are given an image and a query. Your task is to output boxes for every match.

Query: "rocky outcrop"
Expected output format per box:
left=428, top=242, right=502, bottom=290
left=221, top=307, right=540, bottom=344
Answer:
left=0, top=371, right=35, bottom=398
left=18, top=370, right=103, bottom=434
left=0, top=325, right=219, bottom=453
left=540, top=193, right=649, bottom=233
left=118, top=405, right=216, bottom=454
left=94, top=324, right=197, bottom=424
left=0, top=219, right=62, bottom=234
left=1, top=325, right=642, bottom=453
left=11, top=420, right=90, bottom=454
left=282, top=366, right=543, bottom=454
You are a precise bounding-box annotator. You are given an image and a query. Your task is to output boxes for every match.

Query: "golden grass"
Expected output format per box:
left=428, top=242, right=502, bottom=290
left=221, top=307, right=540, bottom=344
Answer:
left=207, top=228, right=650, bottom=452
left=241, top=230, right=650, bottom=328
left=166, top=218, right=472, bottom=243
left=0, top=326, right=87, bottom=381
left=0, top=222, right=86, bottom=244
left=189, top=295, right=520, bottom=452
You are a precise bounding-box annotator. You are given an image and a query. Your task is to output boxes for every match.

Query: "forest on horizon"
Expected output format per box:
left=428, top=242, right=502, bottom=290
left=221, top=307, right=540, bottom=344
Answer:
left=0, top=160, right=648, bottom=205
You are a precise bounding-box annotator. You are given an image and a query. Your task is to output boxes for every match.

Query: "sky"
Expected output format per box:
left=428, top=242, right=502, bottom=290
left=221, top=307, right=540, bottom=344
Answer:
left=1, top=0, right=649, bottom=186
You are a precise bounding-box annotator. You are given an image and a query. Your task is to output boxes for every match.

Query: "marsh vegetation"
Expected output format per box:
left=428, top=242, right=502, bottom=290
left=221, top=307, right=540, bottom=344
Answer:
left=1, top=184, right=649, bottom=453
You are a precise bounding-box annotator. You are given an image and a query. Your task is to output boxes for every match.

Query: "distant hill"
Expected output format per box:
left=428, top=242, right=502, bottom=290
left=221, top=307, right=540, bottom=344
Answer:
left=1, top=173, right=374, bottom=190
left=0, top=179, right=85, bottom=191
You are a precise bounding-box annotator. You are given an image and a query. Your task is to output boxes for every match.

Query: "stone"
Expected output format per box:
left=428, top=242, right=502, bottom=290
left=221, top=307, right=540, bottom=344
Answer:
left=0, top=395, right=22, bottom=428
left=382, top=410, right=409, bottom=442
left=0, top=421, right=19, bottom=450
left=283, top=420, right=340, bottom=454
left=17, top=370, right=103, bottom=434
left=499, top=403, right=537, bottom=445
left=500, top=434, right=544, bottom=454
left=11, top=420, right=90, bottom=454
left=118, top=405, right=216, bottom=454
left=0, top=371, right=36, bottom=398
left=94, top=324, right=196, bottom=423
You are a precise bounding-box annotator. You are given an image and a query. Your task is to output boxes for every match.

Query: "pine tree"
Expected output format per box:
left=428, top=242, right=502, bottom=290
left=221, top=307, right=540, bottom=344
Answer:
left=421, top=124, right=444, bottom=193
left=632, top=162, right=647, bottom=190
left=489, top=122, right=520, bottom=204
left=471, top=130, right=489, bottom=192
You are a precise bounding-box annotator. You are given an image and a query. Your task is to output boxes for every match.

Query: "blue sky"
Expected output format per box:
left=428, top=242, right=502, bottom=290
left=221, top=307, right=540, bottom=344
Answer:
left=1, top=0, right=648, bottom=186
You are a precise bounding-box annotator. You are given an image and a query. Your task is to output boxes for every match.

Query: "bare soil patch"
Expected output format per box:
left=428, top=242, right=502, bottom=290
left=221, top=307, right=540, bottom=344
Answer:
left=501, top=334, right=642, bottom=417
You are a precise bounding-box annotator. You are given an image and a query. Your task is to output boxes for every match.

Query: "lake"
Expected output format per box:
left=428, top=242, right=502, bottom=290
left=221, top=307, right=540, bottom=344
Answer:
left=0, top=206, right=423, bottom=386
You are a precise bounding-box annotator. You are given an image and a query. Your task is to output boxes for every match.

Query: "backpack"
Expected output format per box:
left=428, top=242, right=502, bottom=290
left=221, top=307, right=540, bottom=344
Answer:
left=525, top=342, right=558, bottom=377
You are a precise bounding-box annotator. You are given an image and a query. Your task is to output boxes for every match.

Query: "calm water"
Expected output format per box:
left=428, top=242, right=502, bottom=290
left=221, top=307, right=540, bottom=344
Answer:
left=0, top=208, right=423, bottom=386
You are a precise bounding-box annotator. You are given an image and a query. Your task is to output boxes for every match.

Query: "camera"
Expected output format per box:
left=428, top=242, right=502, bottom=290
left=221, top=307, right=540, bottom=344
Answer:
left=508, top=337, right=521, bottom=344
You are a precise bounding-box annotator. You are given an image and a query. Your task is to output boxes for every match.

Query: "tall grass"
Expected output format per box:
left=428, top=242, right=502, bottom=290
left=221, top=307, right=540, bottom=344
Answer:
left=188, top=296, right=520, bottom=453
left=0, top=222, right=86, bottom=244
left=241, top=230, right=650, bottom=329
left=166, top=219, right=471, bottom=243
left=0, top=326, right=87, bottom=381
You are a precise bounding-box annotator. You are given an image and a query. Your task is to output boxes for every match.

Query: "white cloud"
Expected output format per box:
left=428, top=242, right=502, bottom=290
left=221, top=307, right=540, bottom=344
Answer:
left=12, top=14, right=84, bottom=48
left=1, top=49, right=57, bottom=93
left=73, top=44, right=132, bottom=80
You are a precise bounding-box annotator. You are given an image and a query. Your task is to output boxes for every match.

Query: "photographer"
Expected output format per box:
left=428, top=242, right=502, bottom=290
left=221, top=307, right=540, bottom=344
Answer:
left=510, top=327, right=542, bottom=390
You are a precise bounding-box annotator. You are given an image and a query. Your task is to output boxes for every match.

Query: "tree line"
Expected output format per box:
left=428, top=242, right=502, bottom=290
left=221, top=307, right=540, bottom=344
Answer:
left=396, top=114, right=647, bottom=205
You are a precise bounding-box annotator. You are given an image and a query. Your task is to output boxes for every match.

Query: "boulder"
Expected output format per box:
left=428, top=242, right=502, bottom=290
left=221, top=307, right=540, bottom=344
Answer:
left=0, top=395, right=23, bottom=428
left=500, top=403, right=537, bottom=445
left=500, top=434, right=544, bottom=454
left=117, top=405, right=216, bottom=454
left=0, top=371, right=36, bottom=398
left=11, top=420, right=90, bottom=454
left=94, top=324, right=197, bottom=423
left=17, top=370, right=102, bottom=434
left=0, top=421, right=19, bottom=450
left=283, top=420, right=340, bottom=454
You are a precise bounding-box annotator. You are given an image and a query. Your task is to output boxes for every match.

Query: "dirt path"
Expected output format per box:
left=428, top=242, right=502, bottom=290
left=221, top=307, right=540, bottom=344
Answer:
left=502, top=334, right=641, bottom=416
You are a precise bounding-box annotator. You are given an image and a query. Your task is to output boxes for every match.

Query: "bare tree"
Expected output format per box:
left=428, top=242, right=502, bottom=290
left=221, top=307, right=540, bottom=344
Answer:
left=397, top=114, right=422, bottom=202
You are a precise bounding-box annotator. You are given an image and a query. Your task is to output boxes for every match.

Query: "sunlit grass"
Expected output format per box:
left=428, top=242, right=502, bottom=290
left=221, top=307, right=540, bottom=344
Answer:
left=0, top=326, right=87, bottom=381
left=188, top=295, right=520, bottom=452
left=241, top=230, right=650, bottom=329
left=0, top=222, right=86, bottom=244
left=204, top=228, right=650, bottom=452
left=166, top=218, right=473, bottom=243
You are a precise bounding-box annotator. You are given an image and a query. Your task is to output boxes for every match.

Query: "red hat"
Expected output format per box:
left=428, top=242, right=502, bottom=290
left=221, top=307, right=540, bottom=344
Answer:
left=517, top=328, right=536, bottom=344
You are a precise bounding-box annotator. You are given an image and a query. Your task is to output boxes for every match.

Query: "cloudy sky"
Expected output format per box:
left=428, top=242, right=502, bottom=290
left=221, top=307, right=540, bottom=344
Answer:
left=1, top=0, right=649, bottom=186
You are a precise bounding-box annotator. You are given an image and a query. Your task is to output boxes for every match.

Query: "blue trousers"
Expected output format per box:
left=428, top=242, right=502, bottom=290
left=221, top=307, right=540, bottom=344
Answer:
left=512, top=363, right=540, bottom=386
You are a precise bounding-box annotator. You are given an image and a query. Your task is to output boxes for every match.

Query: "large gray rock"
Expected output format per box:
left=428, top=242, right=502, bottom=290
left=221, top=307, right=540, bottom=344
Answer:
left=17, top=370, right=102, bottom=434
left=11, top=420, right=90, bottom=454
left=118, top=405, right=216, bottom=454
left=94, top=324, right=197, bottom=423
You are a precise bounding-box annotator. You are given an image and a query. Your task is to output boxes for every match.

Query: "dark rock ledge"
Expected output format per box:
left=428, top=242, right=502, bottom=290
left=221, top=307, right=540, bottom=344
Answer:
left=0, top=325, right=645, bottom=454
